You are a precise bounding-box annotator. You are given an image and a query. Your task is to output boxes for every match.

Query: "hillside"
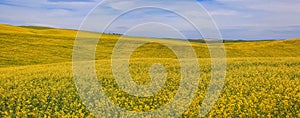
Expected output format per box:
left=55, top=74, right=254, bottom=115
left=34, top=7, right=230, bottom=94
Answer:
left=0, top=24, right=300, bottom=68
left=0, top=24, right=299, bottom=117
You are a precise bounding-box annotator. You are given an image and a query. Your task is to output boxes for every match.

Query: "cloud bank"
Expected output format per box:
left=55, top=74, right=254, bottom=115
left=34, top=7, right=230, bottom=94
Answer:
left=0, top=0, right=299, bottom=39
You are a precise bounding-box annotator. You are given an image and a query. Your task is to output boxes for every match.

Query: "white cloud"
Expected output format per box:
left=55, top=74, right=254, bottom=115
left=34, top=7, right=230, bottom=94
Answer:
left=88, top=0, right=221, bottom=38
left=0, top=0, right=99, bottom=28
left=209, top=10, right=238, bottom=16
left=212, top=0, right=300, bottom=26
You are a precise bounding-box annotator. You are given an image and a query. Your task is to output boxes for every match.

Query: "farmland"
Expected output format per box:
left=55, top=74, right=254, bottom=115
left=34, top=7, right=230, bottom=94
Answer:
left=0, top=24, right=299, bottom=117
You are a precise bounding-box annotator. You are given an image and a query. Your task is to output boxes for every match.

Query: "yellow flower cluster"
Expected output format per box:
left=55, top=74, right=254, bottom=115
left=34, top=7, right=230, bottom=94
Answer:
left=0, top=57, right=299, bottom=117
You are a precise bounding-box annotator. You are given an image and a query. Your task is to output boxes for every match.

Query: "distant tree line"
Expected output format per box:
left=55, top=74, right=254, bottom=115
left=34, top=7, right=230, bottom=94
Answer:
left=105, top=32, right=123, bottom=36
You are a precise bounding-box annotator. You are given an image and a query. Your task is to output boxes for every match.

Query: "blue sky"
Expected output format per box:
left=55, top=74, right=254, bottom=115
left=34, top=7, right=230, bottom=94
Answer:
left=0, top=0, right=299, bottom=40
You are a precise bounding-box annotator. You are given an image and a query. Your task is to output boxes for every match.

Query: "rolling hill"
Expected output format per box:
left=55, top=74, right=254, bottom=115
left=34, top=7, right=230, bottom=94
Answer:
left=0, top=24, right=299, bottom=117
left=0, top=24, right=300, bottom=68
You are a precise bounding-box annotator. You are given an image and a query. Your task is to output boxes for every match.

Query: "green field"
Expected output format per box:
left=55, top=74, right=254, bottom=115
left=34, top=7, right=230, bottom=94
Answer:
left=0, top=24, right=299, bottom=117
